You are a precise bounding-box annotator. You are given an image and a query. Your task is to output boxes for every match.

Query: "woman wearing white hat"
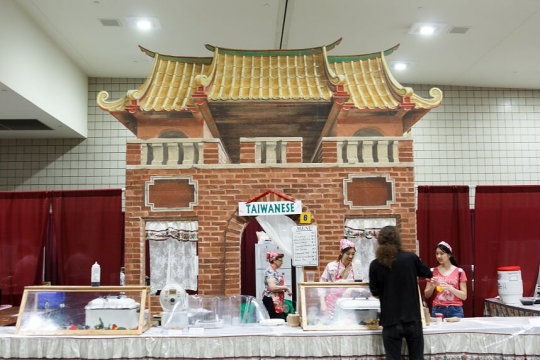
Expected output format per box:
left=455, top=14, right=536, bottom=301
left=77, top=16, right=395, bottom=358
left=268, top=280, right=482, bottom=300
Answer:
left=424, top=241, right=468, bottom=318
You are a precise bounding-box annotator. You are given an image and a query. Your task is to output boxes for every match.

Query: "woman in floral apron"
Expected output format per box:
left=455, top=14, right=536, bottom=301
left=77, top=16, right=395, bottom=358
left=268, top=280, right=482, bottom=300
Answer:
left=262, top=251, right=292, bottom=319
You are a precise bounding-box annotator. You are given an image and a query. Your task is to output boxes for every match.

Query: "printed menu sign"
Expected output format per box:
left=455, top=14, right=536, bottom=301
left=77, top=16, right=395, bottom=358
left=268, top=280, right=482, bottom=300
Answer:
left=292, top=225, right=318, bottom=266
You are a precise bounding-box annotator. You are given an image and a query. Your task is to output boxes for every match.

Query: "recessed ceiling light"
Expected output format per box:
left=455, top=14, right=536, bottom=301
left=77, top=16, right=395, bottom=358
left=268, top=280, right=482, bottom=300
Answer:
left=389, top=61, right=414, bottom=71
left=419, top=26, right=436, bottom=35
left=136, top=20, right=152, bottom=30
left=409, top=22, right=448, bottom=36
left=125, top=17, right=162, bottom=30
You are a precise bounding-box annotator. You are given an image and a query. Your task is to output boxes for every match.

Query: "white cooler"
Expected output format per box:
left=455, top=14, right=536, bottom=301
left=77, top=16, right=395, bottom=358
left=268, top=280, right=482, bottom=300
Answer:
left=85, top=295, right=140, bottom=329
left=334, top=297, right=380, bottom=325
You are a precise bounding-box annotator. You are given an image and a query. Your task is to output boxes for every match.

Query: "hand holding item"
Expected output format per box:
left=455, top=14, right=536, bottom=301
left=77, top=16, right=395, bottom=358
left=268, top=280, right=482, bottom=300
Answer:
left=431, top=277, right=444, bottom=292
left=286, top=287, right=292, bottom=296
left=437, top=282, right=448, bottom=292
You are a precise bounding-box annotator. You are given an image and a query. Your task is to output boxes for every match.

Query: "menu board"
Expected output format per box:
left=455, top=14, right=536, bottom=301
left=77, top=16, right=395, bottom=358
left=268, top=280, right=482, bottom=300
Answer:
left=292, top=225, right=318, bottom=266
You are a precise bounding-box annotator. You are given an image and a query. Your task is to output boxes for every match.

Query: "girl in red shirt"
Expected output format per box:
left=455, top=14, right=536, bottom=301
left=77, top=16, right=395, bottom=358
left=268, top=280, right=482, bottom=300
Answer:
left=424, top=241, right=467, bottom=318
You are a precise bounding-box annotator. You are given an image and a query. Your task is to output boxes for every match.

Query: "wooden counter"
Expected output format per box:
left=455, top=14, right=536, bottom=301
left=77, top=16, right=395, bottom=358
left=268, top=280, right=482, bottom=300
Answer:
left=0, top=306, right=19, bottom=326
left=484, top=297, right=540, bottom=317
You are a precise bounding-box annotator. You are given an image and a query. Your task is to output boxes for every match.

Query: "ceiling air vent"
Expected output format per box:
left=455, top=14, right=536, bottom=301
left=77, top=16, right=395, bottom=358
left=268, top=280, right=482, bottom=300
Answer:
left=0, top=119, right=52, bottom=131
left=99, top=18, right=122, bottom=27
left=448, top=26, right=470, bottom=34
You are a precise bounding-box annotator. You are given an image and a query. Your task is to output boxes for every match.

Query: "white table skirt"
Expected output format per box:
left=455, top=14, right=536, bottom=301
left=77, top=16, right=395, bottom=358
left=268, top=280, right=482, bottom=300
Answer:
left=2, top=317, right=540, bottom=359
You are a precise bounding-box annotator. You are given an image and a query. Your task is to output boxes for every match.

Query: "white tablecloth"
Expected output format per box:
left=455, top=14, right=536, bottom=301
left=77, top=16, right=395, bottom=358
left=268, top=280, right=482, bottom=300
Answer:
left=2, top=317, right=540, bottom=359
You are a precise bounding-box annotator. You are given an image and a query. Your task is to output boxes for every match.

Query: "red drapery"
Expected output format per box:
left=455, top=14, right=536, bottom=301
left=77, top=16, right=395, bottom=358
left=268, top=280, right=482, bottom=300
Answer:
left=0, top=191, right=50, bottom=305
left=474, top=186, right=540, bottom=317
left=52, top=189, right=123, bottom=286
left=417, top=186, right=474, bottom=316
left=240, top=219, right=264, bottom=297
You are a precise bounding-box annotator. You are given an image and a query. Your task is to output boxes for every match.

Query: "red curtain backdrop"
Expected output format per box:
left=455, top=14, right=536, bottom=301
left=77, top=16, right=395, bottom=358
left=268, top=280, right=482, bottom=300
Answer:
left=417, top=186, right=474, bottom=316
left=474, top=186, right=540, bottom=317
left=52, top=189, right=123, bottom=286
left=0, top=191, right=51, bottom=305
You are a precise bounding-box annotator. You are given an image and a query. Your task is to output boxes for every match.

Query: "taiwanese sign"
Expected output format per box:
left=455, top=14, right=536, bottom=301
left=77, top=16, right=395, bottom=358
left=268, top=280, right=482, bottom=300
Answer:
left=238, top=201, right=302, bottom=216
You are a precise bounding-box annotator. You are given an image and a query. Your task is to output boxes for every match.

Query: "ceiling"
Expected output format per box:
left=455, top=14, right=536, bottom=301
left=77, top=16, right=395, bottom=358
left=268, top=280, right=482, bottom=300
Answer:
left=3, top=0, right=540, bottom=139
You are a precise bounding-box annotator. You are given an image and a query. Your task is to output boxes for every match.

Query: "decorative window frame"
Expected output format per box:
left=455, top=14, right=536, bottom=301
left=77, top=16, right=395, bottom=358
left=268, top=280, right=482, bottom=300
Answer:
left=145, top=220, right=199, bottom=293
left=145, top=175, right=198, bottom=212
left=343, top=173, right=395, bottom=210
left=344, top=217, right=398, bottom=283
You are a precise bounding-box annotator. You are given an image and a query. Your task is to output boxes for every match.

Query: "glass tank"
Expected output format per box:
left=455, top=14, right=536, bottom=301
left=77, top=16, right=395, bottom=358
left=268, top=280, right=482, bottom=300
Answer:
left=16, top=285, right=150, bottom=335
left=299, top=281, right=381, bottom=331
left=172, top=294, right=270, bottom=329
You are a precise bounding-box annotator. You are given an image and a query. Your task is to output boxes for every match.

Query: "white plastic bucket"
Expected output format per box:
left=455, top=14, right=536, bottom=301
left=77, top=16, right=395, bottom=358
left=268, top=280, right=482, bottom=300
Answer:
left=498, top=266, right=523, bottom=305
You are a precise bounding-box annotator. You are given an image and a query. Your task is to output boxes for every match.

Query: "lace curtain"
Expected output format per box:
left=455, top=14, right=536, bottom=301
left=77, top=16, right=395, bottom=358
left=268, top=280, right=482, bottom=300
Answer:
left=344, top=218, right=396, bottom=282
left=145, top=221, right=198, bottom=294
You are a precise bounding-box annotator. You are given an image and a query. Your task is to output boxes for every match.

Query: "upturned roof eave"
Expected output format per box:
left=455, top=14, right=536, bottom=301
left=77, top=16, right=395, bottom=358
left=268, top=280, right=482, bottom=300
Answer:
left=204, top=38, right=343, bottom=56
left=327, top=43, right=400, bottom=63
left=139, top=45, right=214, bottom=64
left=98, top=40, right=442, bottom=113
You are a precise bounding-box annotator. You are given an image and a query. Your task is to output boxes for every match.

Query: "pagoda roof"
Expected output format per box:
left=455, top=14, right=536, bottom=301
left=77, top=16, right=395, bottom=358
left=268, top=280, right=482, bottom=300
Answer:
left=97, top=39, right=442, bottom=112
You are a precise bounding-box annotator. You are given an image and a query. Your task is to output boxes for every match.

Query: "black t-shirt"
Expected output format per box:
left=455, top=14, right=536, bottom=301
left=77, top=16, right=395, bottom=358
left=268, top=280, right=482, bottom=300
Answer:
left=369, top=251, right=432, bottom=327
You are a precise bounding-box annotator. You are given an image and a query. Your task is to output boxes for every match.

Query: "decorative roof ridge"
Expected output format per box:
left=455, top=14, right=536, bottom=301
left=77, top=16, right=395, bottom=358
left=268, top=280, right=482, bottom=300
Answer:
left=97, top=50, right=160, bottom=110
left=322, top=46, right=345, bottom=87
left=127, top=52, right=159, bottom=101
left=138, top=45, right=213, bottom=64
left=204, top=38, right=342, bottom=57
left=195, top=47, right=219, bottom=89
left=379, top=50, right=443, bottom=106
left=327, top=44, right=400, bottom=63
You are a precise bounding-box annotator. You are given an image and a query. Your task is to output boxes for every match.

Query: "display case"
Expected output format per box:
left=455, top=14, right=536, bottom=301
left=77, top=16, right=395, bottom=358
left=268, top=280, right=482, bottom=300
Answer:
left=299, top=282, right=381, bottom=331
left=16, top=286, right=151, bottom=335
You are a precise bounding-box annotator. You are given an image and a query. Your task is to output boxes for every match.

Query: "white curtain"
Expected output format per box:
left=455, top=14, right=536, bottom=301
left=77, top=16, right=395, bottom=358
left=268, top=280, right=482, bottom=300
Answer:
left=344, top=218, right=396, bottom=282
left=145, top=221, right=198, bottom=294
left=256, top=215, right=295, bottom=257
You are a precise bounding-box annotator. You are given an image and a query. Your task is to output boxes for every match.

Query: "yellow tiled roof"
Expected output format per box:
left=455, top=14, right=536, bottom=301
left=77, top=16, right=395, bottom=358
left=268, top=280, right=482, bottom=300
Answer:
left=207, top=52, right=333, bottom=101
left=97, top=39, right=442, bottom=112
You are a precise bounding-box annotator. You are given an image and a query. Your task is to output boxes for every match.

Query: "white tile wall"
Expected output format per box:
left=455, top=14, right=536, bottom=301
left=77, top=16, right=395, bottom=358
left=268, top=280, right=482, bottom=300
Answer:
left=411, top=84, right=540, bottom=207
left=0, top=78, right=140, bottom=192
left=1, top=80, right=540, bottom=207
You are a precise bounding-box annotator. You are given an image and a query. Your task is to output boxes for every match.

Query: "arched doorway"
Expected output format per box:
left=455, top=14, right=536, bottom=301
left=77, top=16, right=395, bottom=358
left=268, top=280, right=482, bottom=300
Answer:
left=239, top=215, right=298, bottom=313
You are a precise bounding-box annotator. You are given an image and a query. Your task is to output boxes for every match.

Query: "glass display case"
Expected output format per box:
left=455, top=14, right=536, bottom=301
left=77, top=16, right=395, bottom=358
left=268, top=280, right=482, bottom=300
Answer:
left=15, top=285, right=150, bottom=335
left=299, top=282, right=381, bottom=331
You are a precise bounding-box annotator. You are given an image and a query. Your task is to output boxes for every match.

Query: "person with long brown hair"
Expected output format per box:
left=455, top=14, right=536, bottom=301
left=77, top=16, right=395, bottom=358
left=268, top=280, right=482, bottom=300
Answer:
left=369, top=226, right=432, bottom=360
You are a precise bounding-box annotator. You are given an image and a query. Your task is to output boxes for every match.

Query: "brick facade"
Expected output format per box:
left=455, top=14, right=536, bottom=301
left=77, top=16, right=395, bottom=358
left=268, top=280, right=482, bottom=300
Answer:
left=123, top=139, right=416, bottom=313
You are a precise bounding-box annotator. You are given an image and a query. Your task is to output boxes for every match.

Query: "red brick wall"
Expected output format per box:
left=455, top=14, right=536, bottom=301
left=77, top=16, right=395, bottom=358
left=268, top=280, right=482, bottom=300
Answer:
left=124, top=164, right=416, bottom=312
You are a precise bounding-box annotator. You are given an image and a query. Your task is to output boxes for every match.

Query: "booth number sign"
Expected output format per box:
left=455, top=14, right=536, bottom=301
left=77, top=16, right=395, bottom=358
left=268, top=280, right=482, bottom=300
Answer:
left=299, top=211, right=312, bottom=224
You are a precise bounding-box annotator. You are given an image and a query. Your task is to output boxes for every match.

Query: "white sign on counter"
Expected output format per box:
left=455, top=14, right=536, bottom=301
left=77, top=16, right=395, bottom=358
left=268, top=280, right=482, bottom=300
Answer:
left=292, top=225, right=318, bottom=266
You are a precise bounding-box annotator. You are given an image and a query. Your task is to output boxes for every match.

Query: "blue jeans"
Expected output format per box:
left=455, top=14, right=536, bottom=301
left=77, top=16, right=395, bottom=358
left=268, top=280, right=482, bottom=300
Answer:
left=431, top=305, right=464, bottom=318
left=381, top=321, right=424, bottom=360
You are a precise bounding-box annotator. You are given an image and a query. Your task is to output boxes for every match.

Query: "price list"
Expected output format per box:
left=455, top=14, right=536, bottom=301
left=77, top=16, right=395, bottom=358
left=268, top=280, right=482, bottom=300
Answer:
left=292, top=225, right=318, bottom=266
